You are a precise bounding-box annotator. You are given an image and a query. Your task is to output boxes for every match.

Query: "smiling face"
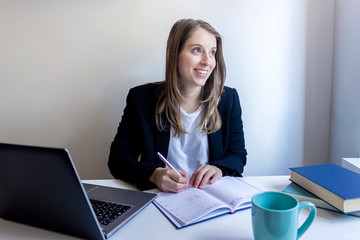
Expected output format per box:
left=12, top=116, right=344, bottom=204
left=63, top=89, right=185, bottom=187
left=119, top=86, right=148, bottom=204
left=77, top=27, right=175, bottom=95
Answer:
left=177, top=27, right=217, bottom=92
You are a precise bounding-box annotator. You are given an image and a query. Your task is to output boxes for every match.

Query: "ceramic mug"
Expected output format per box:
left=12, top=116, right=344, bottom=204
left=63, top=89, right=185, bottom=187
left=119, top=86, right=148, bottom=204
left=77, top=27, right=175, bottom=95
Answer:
left=251, top=191, right=316, bottom=240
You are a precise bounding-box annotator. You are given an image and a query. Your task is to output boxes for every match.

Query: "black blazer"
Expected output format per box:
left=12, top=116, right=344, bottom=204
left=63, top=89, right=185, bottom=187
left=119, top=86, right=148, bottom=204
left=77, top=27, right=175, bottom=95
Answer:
left=108, top=83, right=247, bottom=190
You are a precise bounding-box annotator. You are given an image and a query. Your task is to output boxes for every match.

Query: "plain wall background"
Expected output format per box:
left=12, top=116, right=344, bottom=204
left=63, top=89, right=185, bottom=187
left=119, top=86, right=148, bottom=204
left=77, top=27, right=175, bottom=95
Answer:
left=1, top=0, right=357, bottom=180
left=329, top=0, right=360, bottom=164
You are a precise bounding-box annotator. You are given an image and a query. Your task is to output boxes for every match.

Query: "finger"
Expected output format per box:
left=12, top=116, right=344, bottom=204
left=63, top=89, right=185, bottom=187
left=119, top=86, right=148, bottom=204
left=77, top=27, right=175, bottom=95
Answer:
left=208, top=168, right=222, bottom=184
left=153, top=168, right=188, bottom=192
left=191, top=165, right=222, bottom=189
left=198, top=167, right=221, bottom=188
left=198, top=168, right=216, bottom=189
left=159, top=175, right=188, bottom=192
left=177, top=169, right=190, bottom=182
left=169, top=169, right=189, bottom=184
left=164, top=180, right=189, bottom=193
left=162, top=181, right=188, bottom=192
left=164, top=170, right=189, bottom=192
left=190, top=164, right=207, bottom=187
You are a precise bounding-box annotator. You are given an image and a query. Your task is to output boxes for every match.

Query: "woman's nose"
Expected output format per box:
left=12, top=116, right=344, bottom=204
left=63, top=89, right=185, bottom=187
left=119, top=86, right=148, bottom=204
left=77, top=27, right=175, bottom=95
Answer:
left=200, top=54, right=210, bottom=66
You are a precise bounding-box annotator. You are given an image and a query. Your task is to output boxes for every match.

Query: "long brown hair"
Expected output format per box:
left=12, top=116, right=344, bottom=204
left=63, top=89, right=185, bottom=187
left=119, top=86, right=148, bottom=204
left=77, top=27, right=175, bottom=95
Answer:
left=155, top=19, right=226, bottom=135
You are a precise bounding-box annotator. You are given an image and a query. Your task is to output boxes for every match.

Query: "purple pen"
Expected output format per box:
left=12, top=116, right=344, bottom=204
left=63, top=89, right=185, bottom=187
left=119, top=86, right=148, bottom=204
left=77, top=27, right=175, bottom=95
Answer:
left=157, top=152, right=191, bottom=188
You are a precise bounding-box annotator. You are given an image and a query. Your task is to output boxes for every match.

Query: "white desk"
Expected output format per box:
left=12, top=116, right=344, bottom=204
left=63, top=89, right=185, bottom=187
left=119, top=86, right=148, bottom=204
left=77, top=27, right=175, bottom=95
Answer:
left=0, top=176, right=359, bottom=240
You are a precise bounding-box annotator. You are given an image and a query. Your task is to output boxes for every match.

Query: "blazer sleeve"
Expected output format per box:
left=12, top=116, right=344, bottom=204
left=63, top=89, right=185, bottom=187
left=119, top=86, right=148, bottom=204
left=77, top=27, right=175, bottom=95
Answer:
left=208, top=87, right=247, bottom=176
left=108, top=85, right=162, bottom=190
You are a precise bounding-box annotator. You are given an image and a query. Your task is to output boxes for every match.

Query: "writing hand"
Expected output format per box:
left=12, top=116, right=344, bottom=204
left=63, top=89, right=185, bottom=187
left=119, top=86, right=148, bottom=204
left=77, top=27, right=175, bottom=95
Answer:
left=149, top=167, right=190, bottom=193
left=190, top=164, right=222, bottom=189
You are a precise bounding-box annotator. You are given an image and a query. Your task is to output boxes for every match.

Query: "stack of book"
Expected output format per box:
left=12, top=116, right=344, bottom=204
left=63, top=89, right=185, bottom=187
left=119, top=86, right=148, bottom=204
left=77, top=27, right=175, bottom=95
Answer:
left=285, top=164, right=360, bottom=217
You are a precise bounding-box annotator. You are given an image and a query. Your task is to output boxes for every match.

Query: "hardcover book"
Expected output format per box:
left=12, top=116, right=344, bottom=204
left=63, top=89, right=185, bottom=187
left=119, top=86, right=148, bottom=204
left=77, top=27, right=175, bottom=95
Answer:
left=283, top=182, right=360, bottom=217
left=290, top=164, right=360, bottom=214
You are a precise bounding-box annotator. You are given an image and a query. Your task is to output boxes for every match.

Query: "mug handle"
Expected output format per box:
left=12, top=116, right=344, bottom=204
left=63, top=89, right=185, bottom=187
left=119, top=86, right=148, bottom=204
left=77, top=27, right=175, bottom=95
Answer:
left=297, top=201, right=317, bottom=239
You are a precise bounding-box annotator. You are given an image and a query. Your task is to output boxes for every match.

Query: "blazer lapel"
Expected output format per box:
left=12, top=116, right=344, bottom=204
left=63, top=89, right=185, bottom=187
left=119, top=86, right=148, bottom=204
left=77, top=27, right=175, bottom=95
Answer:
left=155, top=124, right=170, bottom=159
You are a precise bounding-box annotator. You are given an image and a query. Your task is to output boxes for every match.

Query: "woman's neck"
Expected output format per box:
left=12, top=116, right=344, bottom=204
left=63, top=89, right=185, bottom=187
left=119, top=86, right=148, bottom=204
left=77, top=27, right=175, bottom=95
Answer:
left=180, top=87, right=202, bottom=113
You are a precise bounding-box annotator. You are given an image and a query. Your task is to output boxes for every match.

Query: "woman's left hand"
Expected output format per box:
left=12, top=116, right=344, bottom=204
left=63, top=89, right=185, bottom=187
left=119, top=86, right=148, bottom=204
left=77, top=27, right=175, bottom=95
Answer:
left=190, top=164, right=222, bottom=189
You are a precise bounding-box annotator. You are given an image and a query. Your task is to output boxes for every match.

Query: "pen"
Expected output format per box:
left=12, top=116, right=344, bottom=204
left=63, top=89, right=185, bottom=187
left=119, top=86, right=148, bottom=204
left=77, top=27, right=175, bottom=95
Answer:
left=157, top=152, right=191, bottom=188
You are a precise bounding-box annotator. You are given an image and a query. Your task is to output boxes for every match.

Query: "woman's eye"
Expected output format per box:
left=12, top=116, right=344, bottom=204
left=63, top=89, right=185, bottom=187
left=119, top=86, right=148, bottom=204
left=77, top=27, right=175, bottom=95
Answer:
left=193, top=48, right=202, bottom=54
left=210, top=50, right=216, bottom=56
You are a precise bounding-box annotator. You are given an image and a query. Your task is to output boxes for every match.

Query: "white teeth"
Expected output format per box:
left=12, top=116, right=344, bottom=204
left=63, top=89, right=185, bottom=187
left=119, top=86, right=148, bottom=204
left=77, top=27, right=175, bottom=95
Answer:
left=196, top=69, right=207, bottom=74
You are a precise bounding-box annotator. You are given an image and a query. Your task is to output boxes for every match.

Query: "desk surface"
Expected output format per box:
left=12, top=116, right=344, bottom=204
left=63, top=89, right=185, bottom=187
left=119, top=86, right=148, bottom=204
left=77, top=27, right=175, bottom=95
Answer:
left=0, top=176, right=359, bottom=240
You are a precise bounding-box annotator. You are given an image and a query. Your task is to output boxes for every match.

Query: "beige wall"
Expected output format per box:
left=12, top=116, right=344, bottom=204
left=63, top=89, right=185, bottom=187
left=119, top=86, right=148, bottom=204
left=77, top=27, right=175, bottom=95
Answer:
left=0, top=0, right=336, bottom=179
left=329, top=0, right=360, bottom=163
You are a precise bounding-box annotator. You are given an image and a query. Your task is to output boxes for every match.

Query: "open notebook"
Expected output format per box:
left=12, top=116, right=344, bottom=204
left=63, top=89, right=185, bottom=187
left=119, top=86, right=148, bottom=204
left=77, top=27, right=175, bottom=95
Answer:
left=153, top=176, right=260, bottom=228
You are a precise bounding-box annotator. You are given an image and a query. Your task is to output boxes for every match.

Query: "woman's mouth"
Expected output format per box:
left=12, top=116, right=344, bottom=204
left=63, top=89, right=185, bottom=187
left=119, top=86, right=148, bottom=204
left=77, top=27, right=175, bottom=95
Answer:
left=195, top=69, right=208, bottom=76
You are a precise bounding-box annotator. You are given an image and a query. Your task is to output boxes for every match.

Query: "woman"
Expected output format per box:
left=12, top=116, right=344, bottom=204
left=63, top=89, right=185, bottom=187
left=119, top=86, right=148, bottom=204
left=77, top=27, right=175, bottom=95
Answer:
left=108, top=19, right=247, bottom=192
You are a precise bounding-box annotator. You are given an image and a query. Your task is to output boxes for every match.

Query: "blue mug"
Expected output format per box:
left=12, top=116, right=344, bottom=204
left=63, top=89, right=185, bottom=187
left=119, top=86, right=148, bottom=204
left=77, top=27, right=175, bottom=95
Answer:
left=251, top=191, right=316, bottom=240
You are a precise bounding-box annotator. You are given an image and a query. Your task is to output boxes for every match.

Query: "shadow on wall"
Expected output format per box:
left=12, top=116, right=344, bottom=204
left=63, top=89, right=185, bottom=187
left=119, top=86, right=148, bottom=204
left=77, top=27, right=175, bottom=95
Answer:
left=302, top=1, right=333, bottom=167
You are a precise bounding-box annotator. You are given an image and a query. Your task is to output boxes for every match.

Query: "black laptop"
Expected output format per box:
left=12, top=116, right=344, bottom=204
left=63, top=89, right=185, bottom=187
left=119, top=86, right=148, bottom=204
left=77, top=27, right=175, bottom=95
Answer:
left=0, top=143, right=157, bottom=240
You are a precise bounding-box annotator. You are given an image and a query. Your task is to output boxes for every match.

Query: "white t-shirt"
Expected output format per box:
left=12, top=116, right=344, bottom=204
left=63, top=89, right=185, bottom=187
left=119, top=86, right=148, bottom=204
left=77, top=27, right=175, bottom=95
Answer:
left=167, top=106, right=209, bottom=178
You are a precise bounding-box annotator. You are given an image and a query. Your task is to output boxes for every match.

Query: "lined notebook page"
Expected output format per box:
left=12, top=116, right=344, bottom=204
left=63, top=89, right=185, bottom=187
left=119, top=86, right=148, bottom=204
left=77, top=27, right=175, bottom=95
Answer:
left=155, top=187, right=228, bottom=225
left=203, top=177, right=260, bottom=208
left=154, top=177, right=260, bottom=226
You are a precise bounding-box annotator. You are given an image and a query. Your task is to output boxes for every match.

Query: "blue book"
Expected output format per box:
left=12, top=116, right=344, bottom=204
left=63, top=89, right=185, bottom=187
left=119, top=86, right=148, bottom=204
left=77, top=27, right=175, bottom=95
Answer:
left=289, top=164, right=360, bottom=214
left=283, top=182, right=360, bottom=217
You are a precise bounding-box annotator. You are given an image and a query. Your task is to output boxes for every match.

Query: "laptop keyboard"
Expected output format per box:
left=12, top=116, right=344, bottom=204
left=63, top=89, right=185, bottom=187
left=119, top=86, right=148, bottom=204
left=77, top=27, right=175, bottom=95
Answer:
left=90, top=199, right=132, bottom=225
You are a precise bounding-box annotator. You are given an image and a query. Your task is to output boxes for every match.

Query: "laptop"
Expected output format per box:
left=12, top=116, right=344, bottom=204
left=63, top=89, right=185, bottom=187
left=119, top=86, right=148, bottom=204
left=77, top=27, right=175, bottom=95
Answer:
left=0, top=143, right=157, bottom=240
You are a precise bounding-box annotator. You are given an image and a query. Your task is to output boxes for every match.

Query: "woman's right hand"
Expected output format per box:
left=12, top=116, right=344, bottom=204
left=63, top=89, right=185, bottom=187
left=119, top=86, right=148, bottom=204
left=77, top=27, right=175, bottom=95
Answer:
left=149, top=167, right=189, bottom=193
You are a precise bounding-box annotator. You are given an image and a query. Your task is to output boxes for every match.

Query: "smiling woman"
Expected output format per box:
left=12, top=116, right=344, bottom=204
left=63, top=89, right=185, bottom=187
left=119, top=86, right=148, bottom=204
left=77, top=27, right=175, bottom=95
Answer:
left=177, top=28, right=217, bottom=92
left=108, top=19, right=247, bottom=193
